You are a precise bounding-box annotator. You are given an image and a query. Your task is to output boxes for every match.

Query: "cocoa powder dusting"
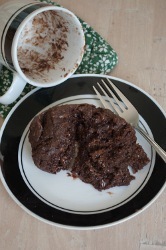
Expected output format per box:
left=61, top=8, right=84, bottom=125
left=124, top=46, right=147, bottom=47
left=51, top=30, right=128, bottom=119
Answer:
left=17, top=10, right=69, bottom=79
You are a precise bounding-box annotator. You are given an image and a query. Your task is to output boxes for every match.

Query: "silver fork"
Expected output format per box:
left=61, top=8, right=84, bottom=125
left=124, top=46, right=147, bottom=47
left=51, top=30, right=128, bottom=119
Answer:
left=93, top=78, right=166, bottom=163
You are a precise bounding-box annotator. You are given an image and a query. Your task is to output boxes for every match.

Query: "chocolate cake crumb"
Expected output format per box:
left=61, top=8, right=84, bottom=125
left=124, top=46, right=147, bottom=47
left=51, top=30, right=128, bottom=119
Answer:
left=29, top=104, right=149, bottom=191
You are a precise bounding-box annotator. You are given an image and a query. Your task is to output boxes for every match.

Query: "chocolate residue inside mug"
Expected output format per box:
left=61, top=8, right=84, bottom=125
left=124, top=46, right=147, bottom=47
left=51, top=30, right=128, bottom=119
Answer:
left=17, top=10, right=69, bottom=80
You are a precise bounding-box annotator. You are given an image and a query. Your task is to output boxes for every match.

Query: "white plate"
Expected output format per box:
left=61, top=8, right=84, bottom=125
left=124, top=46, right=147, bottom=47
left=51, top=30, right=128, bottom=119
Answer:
left=19, top=94, right=155, bottom=214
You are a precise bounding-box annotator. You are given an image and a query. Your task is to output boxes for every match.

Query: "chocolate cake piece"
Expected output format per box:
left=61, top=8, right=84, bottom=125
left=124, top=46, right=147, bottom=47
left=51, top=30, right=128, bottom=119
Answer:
left=29, top=104, right=149, bottom=191
left=28, top=105, right=77, bottom=173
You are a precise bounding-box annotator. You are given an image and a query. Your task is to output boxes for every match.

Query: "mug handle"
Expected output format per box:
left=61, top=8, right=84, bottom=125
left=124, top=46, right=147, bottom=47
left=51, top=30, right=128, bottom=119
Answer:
left=0, top=68, right=26, bottom=105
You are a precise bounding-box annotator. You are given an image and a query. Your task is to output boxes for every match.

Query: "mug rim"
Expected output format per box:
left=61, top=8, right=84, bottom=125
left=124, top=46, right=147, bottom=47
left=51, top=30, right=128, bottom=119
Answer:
left=12, top=5, right=85, bottom=87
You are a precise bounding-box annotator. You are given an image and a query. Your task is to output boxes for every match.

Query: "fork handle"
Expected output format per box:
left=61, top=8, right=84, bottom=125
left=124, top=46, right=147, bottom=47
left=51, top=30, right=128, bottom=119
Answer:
left=135, top=126, right=166, bottom=163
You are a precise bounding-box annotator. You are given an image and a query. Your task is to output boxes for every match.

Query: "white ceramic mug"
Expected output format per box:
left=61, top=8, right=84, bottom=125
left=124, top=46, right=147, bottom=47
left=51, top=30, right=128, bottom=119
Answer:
left=0, top=0, right=85, bottom=105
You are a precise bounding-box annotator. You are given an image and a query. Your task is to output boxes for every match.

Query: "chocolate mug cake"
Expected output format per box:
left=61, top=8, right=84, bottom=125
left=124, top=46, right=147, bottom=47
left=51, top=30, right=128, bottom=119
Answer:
left=29, top=104, right=149, bottom=191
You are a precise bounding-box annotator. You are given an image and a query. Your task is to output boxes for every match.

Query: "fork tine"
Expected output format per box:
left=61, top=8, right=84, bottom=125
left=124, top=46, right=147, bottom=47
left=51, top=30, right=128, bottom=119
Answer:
left=107, top=78, right=132, bottom=108
left=101, top=79, right=125, bottom=111
left=95, top=83, right=120, bottom=114
left=93, top=86, right=111, bottom=110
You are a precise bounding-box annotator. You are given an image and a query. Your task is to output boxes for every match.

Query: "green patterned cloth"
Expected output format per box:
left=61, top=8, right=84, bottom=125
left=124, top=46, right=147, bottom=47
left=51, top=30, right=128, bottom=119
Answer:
left=0, top=0, right=118, bottom=118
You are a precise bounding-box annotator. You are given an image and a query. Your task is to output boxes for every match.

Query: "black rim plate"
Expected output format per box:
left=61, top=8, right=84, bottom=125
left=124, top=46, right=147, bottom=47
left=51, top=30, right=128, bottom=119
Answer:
left=0, top=74, right=165, bottom=229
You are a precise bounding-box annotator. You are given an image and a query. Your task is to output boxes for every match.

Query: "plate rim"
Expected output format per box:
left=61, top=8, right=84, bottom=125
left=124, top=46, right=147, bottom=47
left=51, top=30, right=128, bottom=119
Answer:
left=0, top=73, right=165, bottom=230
